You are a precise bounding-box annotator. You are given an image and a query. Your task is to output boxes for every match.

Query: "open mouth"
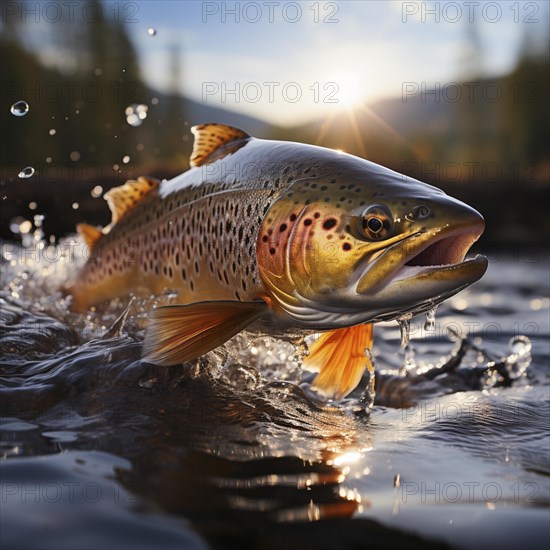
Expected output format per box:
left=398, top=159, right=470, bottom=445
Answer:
left=391, top=228, right=485, bottom=282
left=356, top=219, right=487, bottom=297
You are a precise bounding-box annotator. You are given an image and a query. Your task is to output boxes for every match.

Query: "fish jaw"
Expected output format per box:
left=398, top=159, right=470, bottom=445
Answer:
left=353, top=206, right=487, bottom=321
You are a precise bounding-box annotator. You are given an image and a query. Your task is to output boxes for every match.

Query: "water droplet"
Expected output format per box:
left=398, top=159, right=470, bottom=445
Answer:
left=29, top=201, right=37, bottom=210
left=397, top=315, right=412, bottom=348
left=138, top=377, right=158, bottom=389
left=94, top=67, right=103, bottom=76
left=147, top=27, right=157, bottom=36
left=49, top=128, right=56, bottom=136
left=122, top=155, right=130, bottom=164
left=70, top=151, right=80, bottom=161
left=10, top=100, right=29, bottom=116
left=72, top=202, right=79, bottom=210
left=151, top=97, right=159, bottom=105
left=509, top=335, right=532, bottom=356
left=424, top=305, right=438, bottom=331
left=10, top=217, right=31, bottom=234
left=45, top=157, right=52, bottom=164
left=125, top=104, right=148, bottom=127
left=90, top=185, right=103, bottom=198
left=18, top=166, right=35, bottom=179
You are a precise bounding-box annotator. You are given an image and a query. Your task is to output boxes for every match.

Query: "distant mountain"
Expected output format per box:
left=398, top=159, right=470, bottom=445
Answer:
left=183, top=96, right=275, bottom=137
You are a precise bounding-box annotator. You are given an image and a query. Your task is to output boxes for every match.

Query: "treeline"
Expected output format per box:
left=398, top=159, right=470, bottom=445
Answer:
left=1, top=0, right=186, bottom=177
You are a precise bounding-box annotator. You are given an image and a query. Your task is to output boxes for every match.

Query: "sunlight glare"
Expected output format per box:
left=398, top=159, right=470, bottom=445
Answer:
left=331, top=72, right=365, bottom=109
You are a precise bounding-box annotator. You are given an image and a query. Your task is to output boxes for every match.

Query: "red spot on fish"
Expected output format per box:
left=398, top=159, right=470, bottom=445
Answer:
left=314, top=212, right=320, bottom=218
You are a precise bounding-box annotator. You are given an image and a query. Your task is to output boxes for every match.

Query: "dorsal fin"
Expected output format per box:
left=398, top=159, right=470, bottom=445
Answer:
left=76, top=223, right=103, bottom=251
left=190, top=123, right=250, bottom=167
left=103, top=176, right=160, bottom=226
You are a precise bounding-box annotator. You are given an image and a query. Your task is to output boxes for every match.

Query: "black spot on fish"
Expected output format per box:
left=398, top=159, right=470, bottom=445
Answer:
left=314, top=212, right=320, bottom=219
left=304, top=219, right=312, bottom=226
left=280, top=223, right=287, bottom=232
left=342, top=243, right=352, bottom=251
left=290, top=214, right=297, bottom=222
left=269, top=248, right=276, bottom=255
left=323, top=218, right=337, bottom=230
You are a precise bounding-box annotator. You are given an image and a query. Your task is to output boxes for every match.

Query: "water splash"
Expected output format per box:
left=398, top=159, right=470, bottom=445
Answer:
left=125, top=104, right=148, bottom=127
left=397, top=315, right=412, bottom=348
left=18, top=167, right=35, bottom=179
left=10, top=100, right=29, bottom=116
left=506, top=335, right=532, bottom=379
left=424, top=305, right=438, bottom=331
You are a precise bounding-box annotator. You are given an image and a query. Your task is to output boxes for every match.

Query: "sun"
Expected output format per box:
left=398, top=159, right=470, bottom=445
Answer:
left=330, top=72, right=365, bottom=110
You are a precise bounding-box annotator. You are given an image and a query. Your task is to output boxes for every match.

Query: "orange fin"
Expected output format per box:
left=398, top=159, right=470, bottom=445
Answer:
left=303, top=324, right=374, bottom=400
left=142, top=300, right=266, bottom=366
left=76, top=223, right=103, bottom=251
left=190, top=123, right=250, bottom=167
left=104, top=176, right=160, bottom=227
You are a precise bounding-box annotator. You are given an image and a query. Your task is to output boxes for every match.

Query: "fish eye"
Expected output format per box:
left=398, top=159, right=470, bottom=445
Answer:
left=360, top=205, right=392, bottom=240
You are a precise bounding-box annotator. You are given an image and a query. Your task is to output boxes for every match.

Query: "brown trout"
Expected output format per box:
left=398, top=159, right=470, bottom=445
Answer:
left=67, top=123, right=487, bottom=398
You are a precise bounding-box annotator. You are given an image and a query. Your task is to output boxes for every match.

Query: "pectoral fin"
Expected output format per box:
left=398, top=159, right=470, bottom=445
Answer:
left=142, top=300, right=267, bottom=366
left=303, top=324, right=374, bottom=400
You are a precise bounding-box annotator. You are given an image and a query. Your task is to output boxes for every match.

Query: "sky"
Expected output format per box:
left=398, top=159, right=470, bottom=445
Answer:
left=18, top=0, right=550, bottom=126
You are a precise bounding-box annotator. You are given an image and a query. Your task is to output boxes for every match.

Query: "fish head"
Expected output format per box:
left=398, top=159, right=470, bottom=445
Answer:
left=257, top=161, right=487, bottom=328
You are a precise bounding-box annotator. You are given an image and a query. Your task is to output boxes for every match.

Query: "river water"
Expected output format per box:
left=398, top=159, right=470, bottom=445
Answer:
left=1, top=231, right=548, bottom=549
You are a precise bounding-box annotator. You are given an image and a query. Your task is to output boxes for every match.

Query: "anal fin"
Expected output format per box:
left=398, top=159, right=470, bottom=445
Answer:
left=303, top=324, right=374, bottom=400
left=143, top=300, right=267, bottom=366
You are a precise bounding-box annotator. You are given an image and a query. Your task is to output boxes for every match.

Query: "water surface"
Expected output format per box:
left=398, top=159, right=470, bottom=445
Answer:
left=1, top=238, right=549, bottom=549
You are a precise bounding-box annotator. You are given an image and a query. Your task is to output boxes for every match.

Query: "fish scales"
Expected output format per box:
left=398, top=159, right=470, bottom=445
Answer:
left=75, top=154, right=332, bottom=308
